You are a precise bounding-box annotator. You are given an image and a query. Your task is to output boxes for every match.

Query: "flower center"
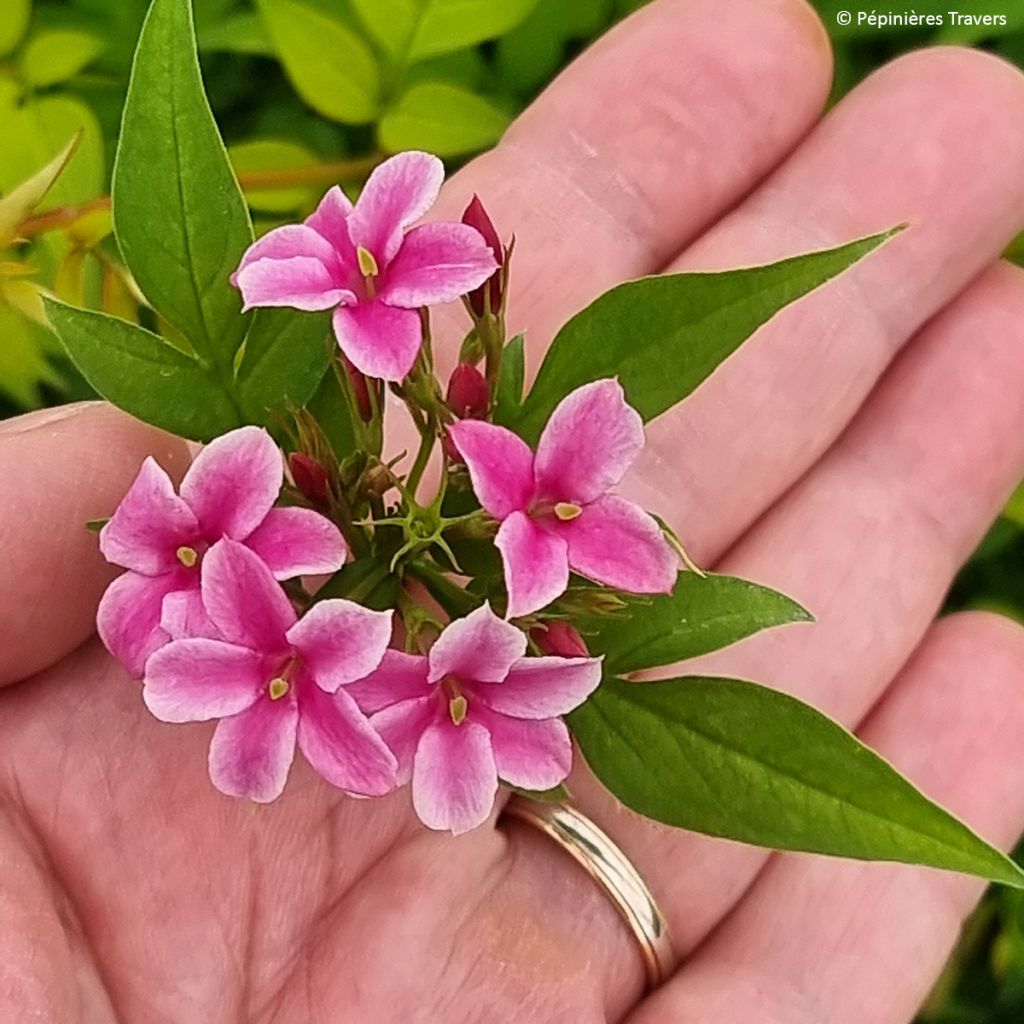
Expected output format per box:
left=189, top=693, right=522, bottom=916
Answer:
left=267, top=654, right=299, bottom=700
left=176, top=545, right=199, bottom=567
left=442, top=676, right=469, bottom=726
left=553, top=502, right=582, bottom=522
left=529, top=500, right=583, bottom=523
left=356, top=245, right=379, bottom=299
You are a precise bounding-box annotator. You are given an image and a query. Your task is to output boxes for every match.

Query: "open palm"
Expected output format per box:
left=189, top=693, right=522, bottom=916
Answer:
left=6, top=1, right=1024, bottom=1020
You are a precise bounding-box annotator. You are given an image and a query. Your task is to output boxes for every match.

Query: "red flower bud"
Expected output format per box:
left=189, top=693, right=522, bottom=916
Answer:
left=532, top=622, right=589, bottom=658
left=462, top=195, right=503, bottom=317
left=342, top=354, right=373, bottom=422
left=288, top=452, right=330, bottom=509
left=446, top=362, right=490, bottom=420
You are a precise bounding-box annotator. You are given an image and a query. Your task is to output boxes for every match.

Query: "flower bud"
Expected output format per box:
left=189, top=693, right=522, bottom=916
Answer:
left=462, top=195, right=503, bottom=317
left=289, top=452, right=330, bottom=509
left=342, top=353, right=373, bottom=422
left=446, top=362, right=489, bottom=420
left=532, top=621, right=589, bottom=658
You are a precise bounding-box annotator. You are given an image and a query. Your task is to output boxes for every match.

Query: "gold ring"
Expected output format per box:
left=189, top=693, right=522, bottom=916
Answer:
left=502, top=796, right=677, bottom=989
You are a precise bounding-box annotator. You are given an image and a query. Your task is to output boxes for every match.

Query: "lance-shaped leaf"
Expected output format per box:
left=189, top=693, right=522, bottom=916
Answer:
left=511, top=228, right=901, bottom=442
left=235, top=308, right=332, bottom=426
left=493, top=331, right=525, bottom=425
left=570, top=675, right=1024, bottom=888
left=45, top=297, right=242, bottom=441
left=580, top=573, right=811, bottom=675
left=113, top=0, right=252, bottom=371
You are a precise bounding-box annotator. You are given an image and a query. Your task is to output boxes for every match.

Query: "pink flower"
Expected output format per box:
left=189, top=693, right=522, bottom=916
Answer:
left=348, top=604, right=601, bottom=834
left=144, top=539, right=397, bottom=803
left=231, top=151, right=498, bottom=383
left=98, top=426, right=346, bottom=677
left=449, top=379, right=678, bottom=619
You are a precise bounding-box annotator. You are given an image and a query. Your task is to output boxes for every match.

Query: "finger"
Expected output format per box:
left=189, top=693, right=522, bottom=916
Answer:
left=571, top=261, right=1024, bottom=955
left=0, top=403, right=189, bottom=685
left=430, top=0, right=833, bottom=368
left=626, top=47, right=1024, bottom=562
left=629, top=612, right=1024, bottom=1024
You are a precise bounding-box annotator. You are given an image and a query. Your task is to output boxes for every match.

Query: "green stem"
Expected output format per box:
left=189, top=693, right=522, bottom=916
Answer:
left=405, top=416, right=436, bottom=497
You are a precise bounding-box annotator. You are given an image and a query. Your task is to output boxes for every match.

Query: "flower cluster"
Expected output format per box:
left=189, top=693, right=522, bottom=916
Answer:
left=95, top=151, right=682, bottom=834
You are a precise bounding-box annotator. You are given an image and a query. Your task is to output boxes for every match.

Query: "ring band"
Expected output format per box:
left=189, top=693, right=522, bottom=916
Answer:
left=502, top=796, right=677, bottom=989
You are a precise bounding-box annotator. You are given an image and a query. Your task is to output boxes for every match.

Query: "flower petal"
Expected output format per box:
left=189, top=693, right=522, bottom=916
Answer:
left=235, top=257, right=354, bottom=312
left=559, top=494, right=677, bottom=594
left=143, top=638, right=263, bottom=723
left=180, top=426, right=282, bottom=540
left=427, top=603, right=526, bottom=685
left=447, top=420, right=534, bottom=520
left=412, top=718, right=497, bottom=835
left=233, top=223, right=342, bottom=277
left=370, top=696, right=436, bottom=785
left=348, top=151, right=444, bottom=264
left=476, top=710, right=573, bottom=791
left=347, top=649, right=431, bottom=713
left=476, top=656, right=602, bottom=719
left=160, top=587, right=219, bottom=641
left=380, top=222, right=498, bottom=308
left=244, top=507, right=347, bottom=580
left=96, top=570, right=186, bottom=677
left=208, top=697, right=298, bottom=803
left=305, top=185, right=356, bottom=264
left=534, top=379, right=644, bottom=505
left=201, top=539, right=296, bottom=652
left=286, top=599, right=393, bottom=692
left=99, top=457, right=199, bottom=574
left=297, top=684, right=398, bottom=796
left=332, top=300, right=421, bottom=382
left=495, top=512, right=569, bottom=619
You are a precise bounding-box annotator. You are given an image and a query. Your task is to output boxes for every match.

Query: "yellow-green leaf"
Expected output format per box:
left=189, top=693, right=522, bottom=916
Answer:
left=229, top=138, right=319, bottom=213
left=256, top=0, right=380, bottom=124
left=0, top=0, right=30, bottom=58
left=379, top=82, right=508, bottom=156
left=0, top=133, right=79, bottom=248
left=20, top=29, right=104, bottom=87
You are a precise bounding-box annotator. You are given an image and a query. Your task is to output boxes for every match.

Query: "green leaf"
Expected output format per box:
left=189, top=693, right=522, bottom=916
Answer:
left=0, top=0, right=30, bottom=57
left=113, top=0, right=252, bottom=370
left=45, top=297, right=242, bottom=441
left=493, top=332, right=524, bottom=425
left=236, top=308, right=331, bottom=425
left=20, top=30, right=104, bottom=87
left=256, top=0, right=380, bottom=124
left=407, top=0, right=541, bottom=61
left=305, top=369, right=358, bottom=460
left=581, top=573, right=811, bottom=675
left=570, top=675, right=1024, bottom=887
left=511, top=228, right=901, bottom=442
left=0, top=133, right=79, bottom=248
left=379, top=82, right=508, bottom=156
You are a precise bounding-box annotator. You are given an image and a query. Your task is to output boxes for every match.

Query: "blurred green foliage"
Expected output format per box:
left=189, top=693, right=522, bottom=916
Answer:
left=0, top=0, right=1022, bottom=1018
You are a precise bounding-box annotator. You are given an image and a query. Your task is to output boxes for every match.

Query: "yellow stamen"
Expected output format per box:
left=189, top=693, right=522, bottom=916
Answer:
left=268, top=677, right=290, bottom=700
left=449, top=694, right=468, bottom=726
left=176, top=545, right=199, bottom=567
left=357, top=245, right=379, bottom=279
left=554, top=502, right=582, bottom=522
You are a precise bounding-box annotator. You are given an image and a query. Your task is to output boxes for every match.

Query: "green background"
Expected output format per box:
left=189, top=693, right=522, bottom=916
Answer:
left=1, top=1, right=1022, bottom=1017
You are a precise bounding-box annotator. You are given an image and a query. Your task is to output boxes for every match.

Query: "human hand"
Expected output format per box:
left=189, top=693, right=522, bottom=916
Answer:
left=5, top=1, right=1024, bottom=1020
